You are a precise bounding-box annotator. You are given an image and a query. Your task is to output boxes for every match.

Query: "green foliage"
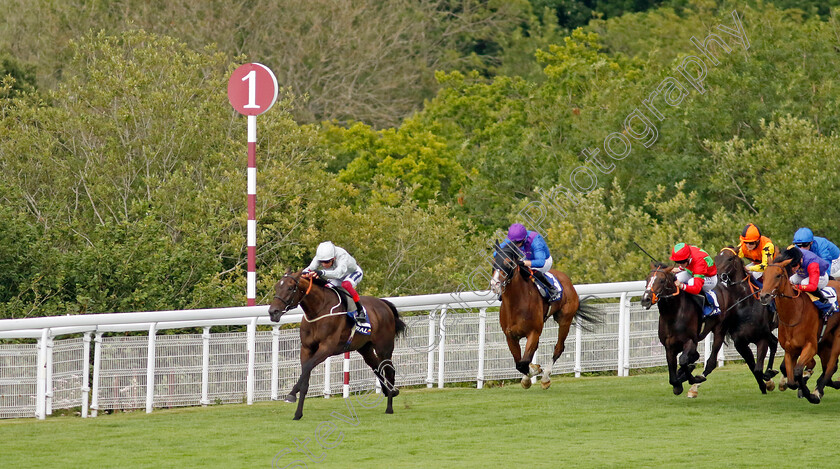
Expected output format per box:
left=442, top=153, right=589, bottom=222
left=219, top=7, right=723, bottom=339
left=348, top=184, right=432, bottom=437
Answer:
left=708, top=116, right=840, bottom=245
left=519, top=179, right=740, bottom=283
left=322, top=118, right=467, bottom=206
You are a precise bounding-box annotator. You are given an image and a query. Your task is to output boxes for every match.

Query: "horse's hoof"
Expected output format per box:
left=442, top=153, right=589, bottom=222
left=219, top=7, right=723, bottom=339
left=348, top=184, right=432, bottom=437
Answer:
left=687, top=389, right=698, bottom=399
left=693, top=374, right=707, bottom=384
left=389, top=388, right=400, bottom=398
left=521, top=377, right=532, bottom=389
left=673, top=384, right=683, bottom=396
left=765, top=380, right=775, bottom=392
left=293, top=414, right=302, bottom=420
left=540, top=380, right=551, bottom=390
left=385, top=408, right=394, bottom=414
left=807, top=390, right=821, bottom=404
left=284, top=394, right=297, bottom=403
left=779, top=378, right=787, bottom=392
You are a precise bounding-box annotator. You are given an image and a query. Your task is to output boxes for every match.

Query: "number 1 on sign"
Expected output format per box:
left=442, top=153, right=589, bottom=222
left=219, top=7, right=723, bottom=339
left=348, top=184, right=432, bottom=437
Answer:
left=242, top=70, right=260, bottom=109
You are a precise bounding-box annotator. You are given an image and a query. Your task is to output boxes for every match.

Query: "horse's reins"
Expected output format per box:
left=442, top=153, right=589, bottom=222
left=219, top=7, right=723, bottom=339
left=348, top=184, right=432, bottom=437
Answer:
left=274, top=273, right=345, bottom=322
left=762, top=263, right=807, bottom=328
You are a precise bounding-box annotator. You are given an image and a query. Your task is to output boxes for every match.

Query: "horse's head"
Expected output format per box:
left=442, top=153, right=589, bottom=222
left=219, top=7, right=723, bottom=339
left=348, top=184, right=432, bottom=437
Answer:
left=641, top=262, right=678, bottom=310
left=715, top=246, right=745, bottom=286
left=268, top=269, right=309, bottom=322
left=760, top=259, right=794, bottom=306
left=490, top=240, right=524, bottom=295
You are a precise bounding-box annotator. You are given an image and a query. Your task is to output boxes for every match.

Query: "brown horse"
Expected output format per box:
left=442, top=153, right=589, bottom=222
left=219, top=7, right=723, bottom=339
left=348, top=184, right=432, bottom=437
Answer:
left=760, top=251, right=840, bottom=403
left=490, top=242, right=600, bottom=389
left=640, top=263, right=723, bottom=397
left=268, top=269, right=407, bottom=419
left=713, top=247, right=779, bottom=393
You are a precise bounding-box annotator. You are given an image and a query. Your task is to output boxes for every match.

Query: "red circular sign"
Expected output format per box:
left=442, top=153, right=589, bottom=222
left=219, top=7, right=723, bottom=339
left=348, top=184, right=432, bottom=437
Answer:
left=227, top=63, right=278, bottom=116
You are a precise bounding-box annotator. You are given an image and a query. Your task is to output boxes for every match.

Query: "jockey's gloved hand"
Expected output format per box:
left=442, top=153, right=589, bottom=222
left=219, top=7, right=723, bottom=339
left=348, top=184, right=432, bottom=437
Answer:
left=315, top=269, right=325, bottom=277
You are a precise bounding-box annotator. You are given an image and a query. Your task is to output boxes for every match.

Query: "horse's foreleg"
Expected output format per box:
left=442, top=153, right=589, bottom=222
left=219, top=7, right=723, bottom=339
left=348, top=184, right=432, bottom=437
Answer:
left=678, top=340, right=700, bottom=384
left=665, top=347, right=682, bottom=395
left=794, top=343, right=820, bottom=404
left=734, top=338, right=765, bottom=393
left=520, top=331, right=542, bottom=388
left=287, top=346, right=314, bottom=401
left=292, top=346, right=334, bottom=420
left=699, top=331, right=725, bottom=382
left=505, top=334, right=526, bottom=375
left=763, top=334, right=780, bottom=381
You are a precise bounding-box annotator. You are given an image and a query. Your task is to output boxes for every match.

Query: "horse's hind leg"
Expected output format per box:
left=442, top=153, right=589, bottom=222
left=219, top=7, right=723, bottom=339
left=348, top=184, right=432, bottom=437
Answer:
left=358, top=343, right=397, bottom=414
left=543, top=310, right=575, bottom=389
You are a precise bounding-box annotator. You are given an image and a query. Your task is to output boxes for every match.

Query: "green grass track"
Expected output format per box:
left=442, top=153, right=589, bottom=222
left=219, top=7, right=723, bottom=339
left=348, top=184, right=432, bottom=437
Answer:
left=3, top=365, right=840, bottom=468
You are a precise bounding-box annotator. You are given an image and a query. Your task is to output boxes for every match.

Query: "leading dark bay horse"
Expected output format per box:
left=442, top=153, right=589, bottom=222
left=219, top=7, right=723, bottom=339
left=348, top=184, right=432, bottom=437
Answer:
left=714, top=247, right=779, bottom=393
left=641, top=262, right=723, bottom=398
left=760, top=251, right=840, bottom=403
left=268, top=269, right=407, bottom=419
left=490, top=242, right=600, bottom=389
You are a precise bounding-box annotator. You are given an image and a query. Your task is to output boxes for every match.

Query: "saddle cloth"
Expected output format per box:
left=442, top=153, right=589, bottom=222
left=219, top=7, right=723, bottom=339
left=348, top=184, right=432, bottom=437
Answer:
left=705, top=290, right=721, bottom=317
left=805, top=287, right=839, bottom=318
left=533, top=271, right=563, bottom=301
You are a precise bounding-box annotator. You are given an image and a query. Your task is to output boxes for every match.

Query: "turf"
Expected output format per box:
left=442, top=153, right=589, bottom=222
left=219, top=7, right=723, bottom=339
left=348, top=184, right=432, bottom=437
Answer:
left=2, top=365, right=840, bottom=468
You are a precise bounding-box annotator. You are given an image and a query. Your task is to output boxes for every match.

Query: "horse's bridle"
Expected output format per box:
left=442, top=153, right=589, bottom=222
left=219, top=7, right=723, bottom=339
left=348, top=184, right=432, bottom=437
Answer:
left=274, top=273, right=313, bottom=313
left=761, top=263, right=805, bottom=327
left=645, top=266, right=680, bottom=305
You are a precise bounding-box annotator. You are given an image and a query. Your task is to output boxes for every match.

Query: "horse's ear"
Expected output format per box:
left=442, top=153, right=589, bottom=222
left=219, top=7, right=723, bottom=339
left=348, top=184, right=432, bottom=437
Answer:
left=493, top=240, right=502, bottom=252
left=285, top=267, right=291, bottom=275
left=779, top=259, right=793, bottom=268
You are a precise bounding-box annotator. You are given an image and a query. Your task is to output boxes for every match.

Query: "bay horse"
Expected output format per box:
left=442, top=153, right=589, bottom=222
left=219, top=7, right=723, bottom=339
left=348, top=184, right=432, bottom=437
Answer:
left=268, top=269, right=407, bottom=419
left=714, top=247, right=779, bottom=393
left=640, top=262, right=723, bottom=397
left=759, top=250, right=840, bottom=403
left=490, top=242, right=600, bottom=389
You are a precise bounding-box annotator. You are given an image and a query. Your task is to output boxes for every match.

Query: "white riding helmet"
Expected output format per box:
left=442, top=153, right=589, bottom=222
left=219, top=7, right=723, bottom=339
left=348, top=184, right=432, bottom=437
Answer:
left=315, top=241, right=337, bottom=261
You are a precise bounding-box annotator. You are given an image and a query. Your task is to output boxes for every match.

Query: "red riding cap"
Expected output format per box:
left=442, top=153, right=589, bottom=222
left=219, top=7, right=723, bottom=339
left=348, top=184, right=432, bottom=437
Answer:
left=669, top=243, right=691, bottom=262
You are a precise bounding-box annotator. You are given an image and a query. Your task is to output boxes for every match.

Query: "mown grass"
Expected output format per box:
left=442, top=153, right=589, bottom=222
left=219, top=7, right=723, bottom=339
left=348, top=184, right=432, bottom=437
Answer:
left=2, top=365, right=840, bottom=468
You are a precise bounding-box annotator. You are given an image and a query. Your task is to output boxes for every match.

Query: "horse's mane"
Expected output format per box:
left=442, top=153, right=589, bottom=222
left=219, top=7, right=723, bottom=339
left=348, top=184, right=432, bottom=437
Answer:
left=296, top=270, right=331, bottom=288
left=651, top=261, right=670, bottom=270
left=772, top=246, right=801, bottom=265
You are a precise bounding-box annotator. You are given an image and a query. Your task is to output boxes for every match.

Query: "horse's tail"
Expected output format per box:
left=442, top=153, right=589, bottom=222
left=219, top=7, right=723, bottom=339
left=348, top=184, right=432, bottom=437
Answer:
left=574, top=295, right=602, bottom=333
left=382, top=299, right=408, bottom=338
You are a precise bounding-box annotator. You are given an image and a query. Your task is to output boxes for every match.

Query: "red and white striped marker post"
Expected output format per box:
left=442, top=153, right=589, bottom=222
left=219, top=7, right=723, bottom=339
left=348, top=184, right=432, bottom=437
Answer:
left=343, top=352, right=351, bottom=398
left=227, top=63, right=278, bottom=305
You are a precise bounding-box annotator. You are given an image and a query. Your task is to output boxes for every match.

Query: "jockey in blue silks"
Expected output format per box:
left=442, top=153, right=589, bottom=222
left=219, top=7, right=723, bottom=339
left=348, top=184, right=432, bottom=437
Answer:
left=499, top=223, right=562, bottom=302
left=793, top=227, right=840, bottom=279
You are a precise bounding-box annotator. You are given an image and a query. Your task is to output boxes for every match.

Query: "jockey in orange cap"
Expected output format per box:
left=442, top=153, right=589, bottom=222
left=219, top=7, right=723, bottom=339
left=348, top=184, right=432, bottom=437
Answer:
left=738, top=223, right=775, bottom=281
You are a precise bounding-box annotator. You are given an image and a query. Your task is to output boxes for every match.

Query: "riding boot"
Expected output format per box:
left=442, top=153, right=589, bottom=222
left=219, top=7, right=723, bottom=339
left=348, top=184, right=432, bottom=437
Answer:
left=813, top=289, right=837, bottom=313
left=533, top=271, right=562, bottom=302
left=354, top=301, right=371, bottom=328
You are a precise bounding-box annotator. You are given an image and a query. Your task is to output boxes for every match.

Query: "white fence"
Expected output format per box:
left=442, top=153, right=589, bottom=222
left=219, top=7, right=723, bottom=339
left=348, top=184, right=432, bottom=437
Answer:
left=0, top=281, right=763, bottom=420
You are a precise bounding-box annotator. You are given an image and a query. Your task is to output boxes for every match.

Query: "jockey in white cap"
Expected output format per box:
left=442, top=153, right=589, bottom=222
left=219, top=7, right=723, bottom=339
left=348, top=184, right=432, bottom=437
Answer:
left=304, top=241, right=369, bottom=331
